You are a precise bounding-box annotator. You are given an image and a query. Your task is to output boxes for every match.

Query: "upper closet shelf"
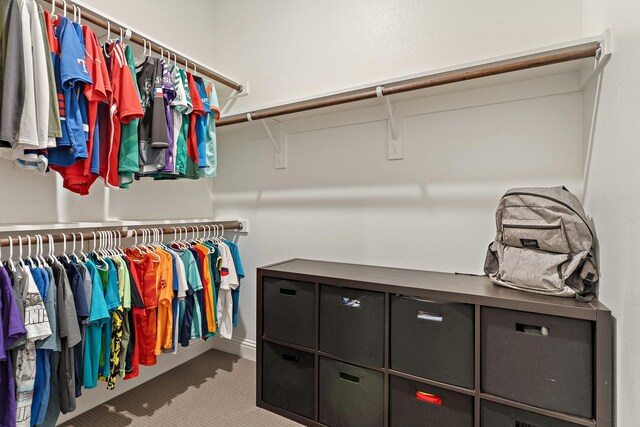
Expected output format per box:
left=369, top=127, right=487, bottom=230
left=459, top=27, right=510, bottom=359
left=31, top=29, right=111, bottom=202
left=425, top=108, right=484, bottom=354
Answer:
left=52, top=0, right=242, bottom=91
left=217, top=31, right=611, bottom=126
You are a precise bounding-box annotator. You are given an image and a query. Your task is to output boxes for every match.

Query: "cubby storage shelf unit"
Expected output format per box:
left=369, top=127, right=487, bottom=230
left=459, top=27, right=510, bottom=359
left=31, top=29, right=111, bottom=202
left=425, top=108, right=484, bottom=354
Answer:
left=257, top=259, right=612, bottom=427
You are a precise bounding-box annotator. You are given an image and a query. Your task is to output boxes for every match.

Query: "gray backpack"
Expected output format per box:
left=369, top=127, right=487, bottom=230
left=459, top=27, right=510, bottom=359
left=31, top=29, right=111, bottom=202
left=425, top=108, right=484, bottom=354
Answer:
left=484, top=186, right=599, bottom=302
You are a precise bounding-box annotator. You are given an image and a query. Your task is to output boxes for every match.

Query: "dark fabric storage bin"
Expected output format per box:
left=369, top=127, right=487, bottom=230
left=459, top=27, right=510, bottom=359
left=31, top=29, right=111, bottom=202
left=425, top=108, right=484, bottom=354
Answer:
left=481, top=400, right=582, bottom=427
left=390, top=375, right=474, bottom=427
left=262, top=341, right=315, bottom=419
left=481, top=307, right=593, bottom=418
left=390, top=295, right=474, bottom=388
left=263, top=277, right=316, bottom=348
left=319, top=357, right=384, bottom=427
left=319, top=285, right=384, bottom=366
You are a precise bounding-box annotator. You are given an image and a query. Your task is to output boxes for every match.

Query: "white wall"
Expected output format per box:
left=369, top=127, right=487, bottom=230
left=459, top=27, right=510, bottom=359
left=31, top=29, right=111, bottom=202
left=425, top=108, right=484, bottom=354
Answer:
left=211, top=0, right=583, bottom=111
left=582, top=1, right=640, bottom=425
left=210, top=0, right=586, bottom=346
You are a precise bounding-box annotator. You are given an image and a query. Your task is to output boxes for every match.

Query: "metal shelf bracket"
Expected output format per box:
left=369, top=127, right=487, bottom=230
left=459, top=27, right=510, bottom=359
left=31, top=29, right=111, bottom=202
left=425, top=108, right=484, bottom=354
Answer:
left=376, top=86, right=404, bottom=160
left=248, top=113, right=287, bottom=169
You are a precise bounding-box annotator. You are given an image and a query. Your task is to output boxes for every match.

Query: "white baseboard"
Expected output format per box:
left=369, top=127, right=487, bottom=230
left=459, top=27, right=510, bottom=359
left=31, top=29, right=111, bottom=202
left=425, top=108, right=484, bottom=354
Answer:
left=209, top=335, right=257, bottom=361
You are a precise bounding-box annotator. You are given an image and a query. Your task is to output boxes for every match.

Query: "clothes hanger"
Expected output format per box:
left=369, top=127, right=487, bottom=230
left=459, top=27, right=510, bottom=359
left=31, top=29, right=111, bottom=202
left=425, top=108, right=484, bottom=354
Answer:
left=136, top=39, right=148, bottom=65
left=7, top=236, right=16, bottom=272
left=104, top=231, right=111, bottom=256
left=17, top=236, right=25, bottom=269
left=90, top=231, right=97, bottom=258
left=117, top=231, right=126, bottom=256
left=102, top=231, right=111, bottom=258
left=35, top=235, right=44, bottom=268
left=61, top=233, right=71, bottom=262
left=170, top=227, right=177, bottom=247
left=131, top=229, right=143, bottom=255
left=113, top=231, right=122, bottom=256
left=180, top=227, right=188, bottom=249
left=104, top=231, right=112, bottom=257
left=95, top=231, right=103, bottom=260
left=70, top=232, right=77, bottom=262
left=47, top=234, right=56, bottom=264
left=40, top=235, right=47, bottom=267
left=145, top=229, right=161, bottom=262
left=25, top=235, right=36, bottom=268
left=77, top=233, right=87, bottom=262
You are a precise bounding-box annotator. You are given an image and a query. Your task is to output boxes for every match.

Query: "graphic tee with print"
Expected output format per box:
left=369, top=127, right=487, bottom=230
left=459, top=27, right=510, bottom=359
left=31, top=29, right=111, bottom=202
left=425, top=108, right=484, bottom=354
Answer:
left=136, top=57, right=169, bottom=175
left=14, top=265, right=52, bottom=427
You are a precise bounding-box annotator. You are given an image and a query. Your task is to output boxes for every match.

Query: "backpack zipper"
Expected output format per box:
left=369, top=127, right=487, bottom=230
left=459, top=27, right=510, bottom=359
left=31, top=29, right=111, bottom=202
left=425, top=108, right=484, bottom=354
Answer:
left=502, top=223, right=560, bottom=230
left=503, top=192, right=593, bottom=239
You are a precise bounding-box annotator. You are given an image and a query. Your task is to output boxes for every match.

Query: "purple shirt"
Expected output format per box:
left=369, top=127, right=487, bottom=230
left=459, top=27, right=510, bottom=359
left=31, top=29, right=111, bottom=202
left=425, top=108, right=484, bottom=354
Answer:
left=1, top=265, right=27, bottom=427
left=161, top=59, right=176, bottom=172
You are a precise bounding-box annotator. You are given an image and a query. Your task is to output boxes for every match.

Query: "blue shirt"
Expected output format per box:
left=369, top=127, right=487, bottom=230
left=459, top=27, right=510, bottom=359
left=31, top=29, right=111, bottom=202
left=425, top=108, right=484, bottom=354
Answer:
left=29, top=266, right=53, bottom=426
left=194, top=77, right=210, bottom=168
left=48, top=16, right=92, bottom=166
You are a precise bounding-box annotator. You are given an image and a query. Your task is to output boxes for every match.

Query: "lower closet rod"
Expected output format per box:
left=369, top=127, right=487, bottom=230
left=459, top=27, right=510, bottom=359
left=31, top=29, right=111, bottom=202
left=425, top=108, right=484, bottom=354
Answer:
left=0, top=221, right=243, bottom=247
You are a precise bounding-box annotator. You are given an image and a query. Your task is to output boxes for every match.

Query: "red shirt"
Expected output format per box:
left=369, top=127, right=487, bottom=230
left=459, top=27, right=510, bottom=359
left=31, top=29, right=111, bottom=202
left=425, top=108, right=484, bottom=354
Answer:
left=99, top=42, right=143, bottom=188
left=186, top=72, right=205, bottom=165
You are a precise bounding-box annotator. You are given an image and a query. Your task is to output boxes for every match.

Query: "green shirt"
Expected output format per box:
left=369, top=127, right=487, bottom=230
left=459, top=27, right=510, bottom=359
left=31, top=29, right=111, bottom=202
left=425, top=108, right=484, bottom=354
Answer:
left=119, top=44, right=141, bottom=188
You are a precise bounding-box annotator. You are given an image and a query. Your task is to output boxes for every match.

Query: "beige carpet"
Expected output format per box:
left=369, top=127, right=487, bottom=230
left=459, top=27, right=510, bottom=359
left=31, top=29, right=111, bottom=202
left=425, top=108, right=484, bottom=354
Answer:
left=60, top=349, right=301, bottom=427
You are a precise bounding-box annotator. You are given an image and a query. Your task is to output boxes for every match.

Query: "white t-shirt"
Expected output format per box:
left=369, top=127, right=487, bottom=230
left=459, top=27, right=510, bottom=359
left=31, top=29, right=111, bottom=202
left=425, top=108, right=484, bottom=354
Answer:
left=218, top=243, right=239, bottom=290
left=27, top=0, right=50, bottom=148
left=216, top=243, right=239, bottom=339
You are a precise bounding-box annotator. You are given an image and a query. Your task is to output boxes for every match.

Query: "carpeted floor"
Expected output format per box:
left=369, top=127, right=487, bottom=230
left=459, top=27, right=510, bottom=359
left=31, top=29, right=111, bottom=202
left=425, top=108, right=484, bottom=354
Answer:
left=60, top=349, right=301, bottom=427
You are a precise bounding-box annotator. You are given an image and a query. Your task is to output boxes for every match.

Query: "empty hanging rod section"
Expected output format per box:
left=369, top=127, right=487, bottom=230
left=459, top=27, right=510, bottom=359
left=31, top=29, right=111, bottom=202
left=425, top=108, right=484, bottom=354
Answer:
left=49, top=0, right=242, bottom=91
left=217, top=41, right=600, bottom=127
left=0, top=221, right=243, bottom=247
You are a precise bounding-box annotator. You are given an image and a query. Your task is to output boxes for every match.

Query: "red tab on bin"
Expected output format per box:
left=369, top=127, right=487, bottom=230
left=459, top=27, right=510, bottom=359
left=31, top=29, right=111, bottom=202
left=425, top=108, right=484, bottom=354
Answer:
left=416, top=391, right=442, bottom=405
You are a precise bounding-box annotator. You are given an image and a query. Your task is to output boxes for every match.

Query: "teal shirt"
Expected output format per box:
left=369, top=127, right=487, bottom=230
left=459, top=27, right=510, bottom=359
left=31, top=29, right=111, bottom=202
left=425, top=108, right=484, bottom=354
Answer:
left=83, top=261, right=109, bottom=388
left=178, top=250, right=203, bottom=340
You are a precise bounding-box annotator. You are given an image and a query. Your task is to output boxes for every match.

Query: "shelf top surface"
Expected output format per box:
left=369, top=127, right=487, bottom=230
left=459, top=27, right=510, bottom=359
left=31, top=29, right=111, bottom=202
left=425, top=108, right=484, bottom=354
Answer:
left=260, top=258, right=607, bottom=319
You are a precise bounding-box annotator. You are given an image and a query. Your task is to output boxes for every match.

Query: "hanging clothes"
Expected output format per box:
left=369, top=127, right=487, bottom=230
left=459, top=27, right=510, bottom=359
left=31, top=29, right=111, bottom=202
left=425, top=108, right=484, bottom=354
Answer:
left=0, top=228, right=244, bottom=424
left=0, top=6, right=222, bottom=195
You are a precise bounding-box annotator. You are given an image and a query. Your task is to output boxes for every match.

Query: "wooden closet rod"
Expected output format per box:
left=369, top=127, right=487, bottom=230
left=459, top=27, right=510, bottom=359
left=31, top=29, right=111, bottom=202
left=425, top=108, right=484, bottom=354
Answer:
left=217, top=41, right=600, bottom=127
left=48, top=0, right=243, bottom=91
left=0, top=221, right=243, bottom=247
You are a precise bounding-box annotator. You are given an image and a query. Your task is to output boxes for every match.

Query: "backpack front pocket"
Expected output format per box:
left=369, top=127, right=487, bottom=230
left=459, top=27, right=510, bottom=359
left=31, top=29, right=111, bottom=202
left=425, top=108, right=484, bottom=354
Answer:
left=501, top=218, right=570, bottom=254
left=498, top=246, right=570, bottom=293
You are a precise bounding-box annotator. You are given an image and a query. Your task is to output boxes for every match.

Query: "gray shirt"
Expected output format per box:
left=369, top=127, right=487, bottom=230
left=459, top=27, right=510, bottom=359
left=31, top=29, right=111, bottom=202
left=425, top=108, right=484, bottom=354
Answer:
left=0, top=0, right=26, bottom=147
left=37, top=266, right=61, bottom=351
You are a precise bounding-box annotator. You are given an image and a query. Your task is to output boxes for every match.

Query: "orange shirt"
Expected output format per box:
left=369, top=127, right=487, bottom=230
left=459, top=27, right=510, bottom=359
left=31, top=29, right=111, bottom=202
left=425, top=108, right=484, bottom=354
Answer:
left=125, top=249, right=160, bottom=366
left=155, top=249, right=174, bottom=354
